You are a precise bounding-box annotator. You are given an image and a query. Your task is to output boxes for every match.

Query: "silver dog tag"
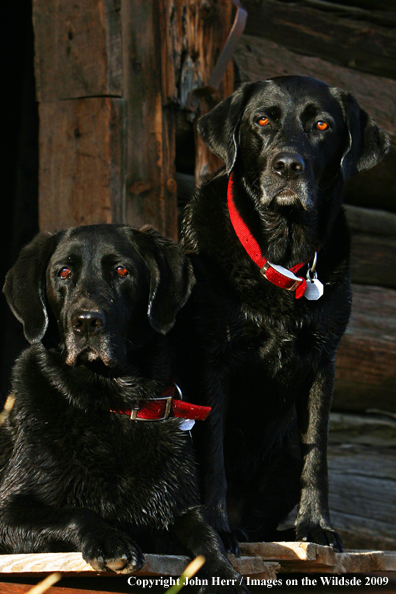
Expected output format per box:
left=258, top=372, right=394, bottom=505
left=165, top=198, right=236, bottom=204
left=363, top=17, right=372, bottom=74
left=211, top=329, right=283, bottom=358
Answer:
left=179, top=419, right=195, bottom=431
left=304, top=278, right=324, bottom=300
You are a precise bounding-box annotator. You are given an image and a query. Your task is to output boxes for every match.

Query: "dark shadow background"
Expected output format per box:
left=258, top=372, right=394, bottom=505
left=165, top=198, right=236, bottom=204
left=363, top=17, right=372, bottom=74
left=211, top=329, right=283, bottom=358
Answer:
left=1, top=0, right=39, bottom=402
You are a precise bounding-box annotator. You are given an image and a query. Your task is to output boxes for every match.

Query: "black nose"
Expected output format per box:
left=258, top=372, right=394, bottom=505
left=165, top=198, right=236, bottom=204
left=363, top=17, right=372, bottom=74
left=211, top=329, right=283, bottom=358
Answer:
left=71, top=311, right=106, bottom=335
left=272, top=152, right=305, bottom=179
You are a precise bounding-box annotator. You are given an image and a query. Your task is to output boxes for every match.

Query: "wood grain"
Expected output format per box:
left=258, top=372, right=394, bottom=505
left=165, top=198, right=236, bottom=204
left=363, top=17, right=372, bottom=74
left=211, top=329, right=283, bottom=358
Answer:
left=33, top=0, right=122, bottom=101
left=241, top=0, right=396, bottom=80
left=38, top=98, right=125, bottom=232
left=334, top=284, right=396, bottom=412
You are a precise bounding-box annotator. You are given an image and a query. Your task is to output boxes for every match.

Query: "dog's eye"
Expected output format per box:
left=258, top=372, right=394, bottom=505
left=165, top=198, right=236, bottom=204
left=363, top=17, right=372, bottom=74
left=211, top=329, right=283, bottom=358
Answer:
left=257, top=117, right=270, bottom=127
left=316, top=121, right=329, bottom=131
left=116, top=266, right=129, bottom=278
left=59, top=267, right=72, bottom=280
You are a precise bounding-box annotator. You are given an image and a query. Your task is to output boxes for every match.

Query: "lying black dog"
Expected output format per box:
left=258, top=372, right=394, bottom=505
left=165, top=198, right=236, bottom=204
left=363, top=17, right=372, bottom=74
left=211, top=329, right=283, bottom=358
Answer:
left=177, top=76, right=390, bottom=553
left=0, top=224, right=248, bottom=592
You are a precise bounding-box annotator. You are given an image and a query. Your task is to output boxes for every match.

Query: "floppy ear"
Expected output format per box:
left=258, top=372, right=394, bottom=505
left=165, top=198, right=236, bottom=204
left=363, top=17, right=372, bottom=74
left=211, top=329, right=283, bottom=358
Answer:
left=339, top=92, right=390, bottom=182
left=197, top=83, right=254, bottom=174
left=2, top=232, right=59, bottom=344
left=133, top=226, right=195, bottom=335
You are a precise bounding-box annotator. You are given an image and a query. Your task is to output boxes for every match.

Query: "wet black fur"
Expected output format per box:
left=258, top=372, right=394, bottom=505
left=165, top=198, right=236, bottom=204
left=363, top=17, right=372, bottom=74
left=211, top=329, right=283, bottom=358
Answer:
left=0, top=224, right=248, bottom=592
left=176, top=77, right=390, bottom=553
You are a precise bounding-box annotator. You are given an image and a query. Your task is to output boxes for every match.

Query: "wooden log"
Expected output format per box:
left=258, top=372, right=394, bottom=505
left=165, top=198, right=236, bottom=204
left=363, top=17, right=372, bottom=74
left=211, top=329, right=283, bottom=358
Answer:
left=344, top=206, right=396, bottom=289
left=330, top=412, right=396, bottom=448
left=33, top=0, right=122, bottom=101
left=38, top=99, right=126, bottom=232
left=241, top=0, right=396, bottom=80
left=334, top=284, right=396, bottom=413
left=327, top=445, right=396, bottom=549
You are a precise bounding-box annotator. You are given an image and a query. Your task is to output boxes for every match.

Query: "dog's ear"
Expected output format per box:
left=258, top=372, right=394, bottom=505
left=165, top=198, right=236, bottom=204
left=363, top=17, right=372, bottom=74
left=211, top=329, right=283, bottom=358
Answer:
left=133, top=226, right=195, bottom=335
left=2, top=232, right=59, bottom=344
left=197, top=83, right=253, bottom=174
left=338, top=91, right=390, bottom=182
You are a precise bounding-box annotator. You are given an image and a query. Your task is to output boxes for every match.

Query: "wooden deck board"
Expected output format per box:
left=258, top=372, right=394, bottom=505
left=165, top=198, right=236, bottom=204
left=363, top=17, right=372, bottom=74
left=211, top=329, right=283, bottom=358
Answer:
left=0, top=544, right=395, bottom=578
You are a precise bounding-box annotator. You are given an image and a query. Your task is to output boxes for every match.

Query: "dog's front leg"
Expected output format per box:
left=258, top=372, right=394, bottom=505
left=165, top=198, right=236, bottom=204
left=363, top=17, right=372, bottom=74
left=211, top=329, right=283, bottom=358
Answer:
left=173, top=507, right=249, bottom=594
left=193, top=374, right=240, bottom=555
left=294, top=359, right=343, bottom=551
left=0, top=493, right=145, bottom=572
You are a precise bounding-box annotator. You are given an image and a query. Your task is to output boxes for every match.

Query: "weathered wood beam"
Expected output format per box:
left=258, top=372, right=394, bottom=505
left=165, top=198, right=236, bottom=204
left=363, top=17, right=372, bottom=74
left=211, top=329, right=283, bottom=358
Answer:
left=345, top=206, right=396, bottom=289
left=330, top=411, right=396, bottom=448
left=234, top=34, right=396, bottom=212
left=1, top=546, right=396, bottom=578
left=241, top=0, right=396, bottom=80
left=38, top=99, right=126, bottom=231
left=33, top=0, right=122, bottom=101
left=0, top=552, right=278, bottom=579
left=328, top=444, right=396, bottom=549
left=334, top=284, right=396, bottom=413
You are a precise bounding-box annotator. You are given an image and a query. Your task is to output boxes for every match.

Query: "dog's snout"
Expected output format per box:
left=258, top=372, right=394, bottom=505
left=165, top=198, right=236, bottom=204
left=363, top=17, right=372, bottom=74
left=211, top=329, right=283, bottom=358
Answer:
left=272, top=153, right=305, bottom=179
left=72, top=311, right=106, bottom=335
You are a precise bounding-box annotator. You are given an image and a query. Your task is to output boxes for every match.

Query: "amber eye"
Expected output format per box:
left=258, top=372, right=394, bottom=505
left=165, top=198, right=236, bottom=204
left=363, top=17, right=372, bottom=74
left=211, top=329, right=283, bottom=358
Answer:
left=316, top=120, right=329, bottom=131
left=59, top=267, right=72, bottom=280
left=116, top=266, right=128, bottom=278
left=258, top=117, right=270, bottom=127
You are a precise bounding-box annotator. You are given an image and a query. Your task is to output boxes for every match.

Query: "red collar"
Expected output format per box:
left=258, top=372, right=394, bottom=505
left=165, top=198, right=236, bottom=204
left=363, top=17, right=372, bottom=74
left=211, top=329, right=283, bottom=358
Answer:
left=110, top=385, right=211, bottom=422
left=227, top=175, right=313, bottom=299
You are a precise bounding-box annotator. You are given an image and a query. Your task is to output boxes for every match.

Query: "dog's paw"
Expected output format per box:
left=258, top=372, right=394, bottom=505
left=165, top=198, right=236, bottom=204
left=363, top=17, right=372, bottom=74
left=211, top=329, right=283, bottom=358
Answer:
left=218, top=530, right=241, bottom=557
left=81, top=529, right=145, bottom=573
left=295, top=520, right=344, bottom=552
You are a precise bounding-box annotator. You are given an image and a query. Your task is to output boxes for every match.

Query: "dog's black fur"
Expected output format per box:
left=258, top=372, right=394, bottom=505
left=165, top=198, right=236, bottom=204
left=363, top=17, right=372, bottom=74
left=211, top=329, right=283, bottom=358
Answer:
left=0, top=224, right=248, bottom=592
left=177, top=76, right=390, bottom=553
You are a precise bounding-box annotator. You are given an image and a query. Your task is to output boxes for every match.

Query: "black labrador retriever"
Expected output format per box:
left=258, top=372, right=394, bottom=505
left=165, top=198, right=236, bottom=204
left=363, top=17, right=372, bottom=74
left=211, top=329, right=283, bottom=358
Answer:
left=0, top=224, right=248, bottom=592
left=177, top=76, right=390, bottom=553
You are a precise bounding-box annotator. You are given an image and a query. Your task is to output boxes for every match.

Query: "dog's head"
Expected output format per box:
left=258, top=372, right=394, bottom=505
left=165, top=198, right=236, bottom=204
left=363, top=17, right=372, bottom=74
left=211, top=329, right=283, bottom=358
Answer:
left=3, top=225, right=195, bottom=369
left=198, top=76, right=389, bottom=212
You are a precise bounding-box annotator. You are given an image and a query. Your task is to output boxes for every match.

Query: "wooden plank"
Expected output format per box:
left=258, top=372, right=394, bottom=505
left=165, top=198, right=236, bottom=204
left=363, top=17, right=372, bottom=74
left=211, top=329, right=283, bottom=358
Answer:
left=0, top=552, right=277, bottom=579
left=33, top=0, right=122, bottom=102
left=0, top=586, right=100, bottom=594
left=38, top=98, right=126, bottom=232
left=284, top=551, right=396, bottom=574
left=0, top=553, right=186, bottom=576
left=240, top=541, right=317, bottom=562
left=241, top=0, right=396, bottom=80
left=334, top=284, right=396, bottom=413
left=234, top=34, right=396, bottom=212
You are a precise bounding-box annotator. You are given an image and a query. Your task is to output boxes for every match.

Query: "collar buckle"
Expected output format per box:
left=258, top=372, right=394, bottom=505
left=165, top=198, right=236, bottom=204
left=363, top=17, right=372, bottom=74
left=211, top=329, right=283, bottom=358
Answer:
left=260, top=261, right=302, bottom=292
left=130, top=395, right=173, bottom=421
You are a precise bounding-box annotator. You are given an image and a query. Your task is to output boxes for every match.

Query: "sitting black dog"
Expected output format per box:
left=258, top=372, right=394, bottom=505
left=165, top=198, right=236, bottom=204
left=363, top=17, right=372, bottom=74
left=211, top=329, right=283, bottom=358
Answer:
left=177, top=76, right=390, bottom=553
left=0, top=224, right=248, bottom=592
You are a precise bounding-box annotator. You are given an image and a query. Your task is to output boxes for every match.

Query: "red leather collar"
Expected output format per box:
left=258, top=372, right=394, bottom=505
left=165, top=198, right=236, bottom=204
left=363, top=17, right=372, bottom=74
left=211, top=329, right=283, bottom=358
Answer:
left=227, top=175, right=312, bottom=299
left=110, top=385, right=211, bottom=422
